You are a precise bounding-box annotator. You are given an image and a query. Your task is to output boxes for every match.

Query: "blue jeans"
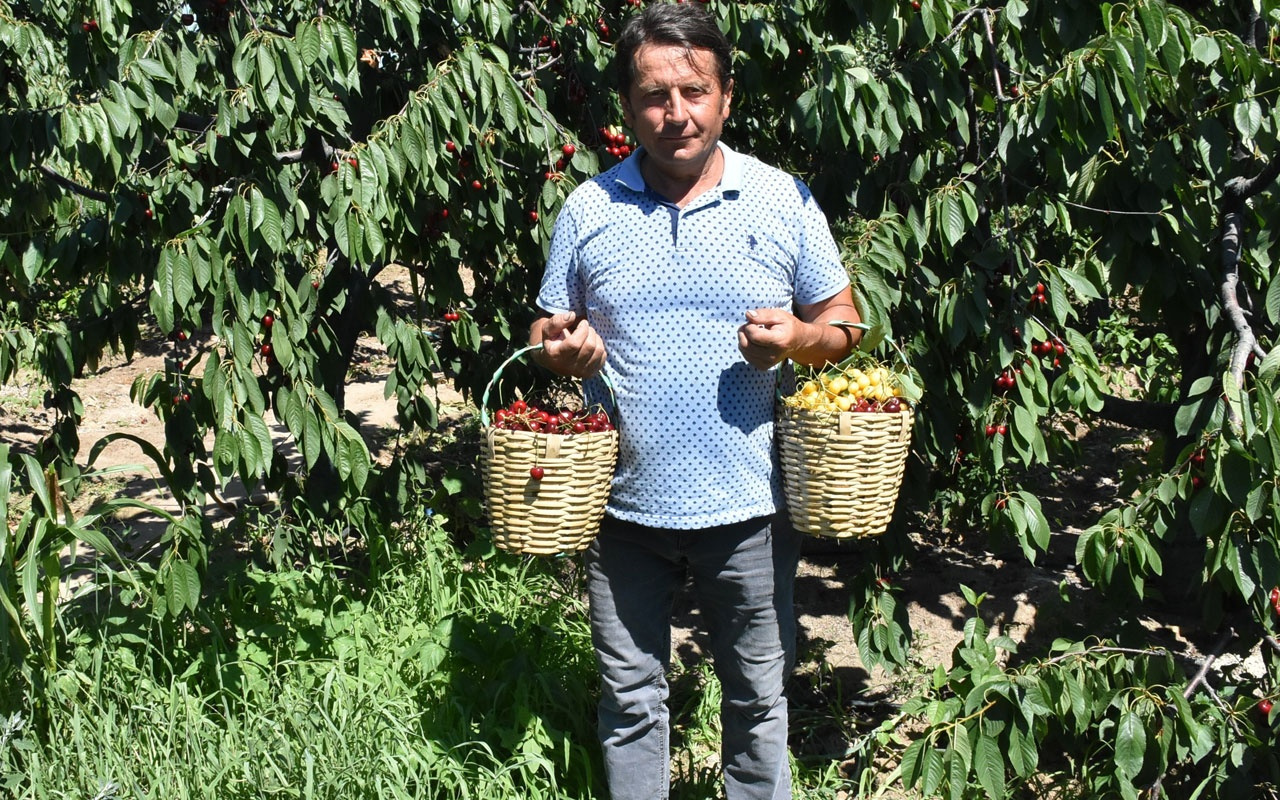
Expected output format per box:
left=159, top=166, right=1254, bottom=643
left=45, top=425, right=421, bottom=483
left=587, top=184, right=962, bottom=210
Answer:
left=586, top=512, right=802, bottom=800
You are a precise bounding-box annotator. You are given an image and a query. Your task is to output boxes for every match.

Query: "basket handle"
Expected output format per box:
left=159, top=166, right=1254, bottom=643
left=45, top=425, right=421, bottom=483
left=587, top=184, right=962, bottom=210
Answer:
left=782, top=322, right=922, bottom=404
left=479, top=343, right=617, bottom=427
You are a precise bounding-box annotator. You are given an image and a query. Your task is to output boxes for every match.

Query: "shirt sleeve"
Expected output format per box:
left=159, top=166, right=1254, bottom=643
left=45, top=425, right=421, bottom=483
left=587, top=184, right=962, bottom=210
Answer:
left=792, top=179, right=851, bottom=306
left=536, top=202, right=585, bottom=316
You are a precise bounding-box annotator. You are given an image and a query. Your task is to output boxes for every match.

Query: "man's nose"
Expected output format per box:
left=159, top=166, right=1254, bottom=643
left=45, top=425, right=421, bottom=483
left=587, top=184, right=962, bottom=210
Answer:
left=664, top=92, right=689, bottom=125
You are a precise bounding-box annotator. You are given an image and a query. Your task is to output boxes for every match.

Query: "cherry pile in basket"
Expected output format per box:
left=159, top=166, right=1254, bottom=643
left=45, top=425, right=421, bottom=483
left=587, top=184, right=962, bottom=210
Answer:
left=491, top=399, right=615, bottom=434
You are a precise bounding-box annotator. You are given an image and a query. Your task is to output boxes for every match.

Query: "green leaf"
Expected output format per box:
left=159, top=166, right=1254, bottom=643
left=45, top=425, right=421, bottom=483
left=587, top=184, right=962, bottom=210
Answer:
left=0, top=445, right=10, bottom=542
left=1190, top=34, right=1220, bottom=65
left=948, top=748, right=968, bottom=800
left=1233, top=99, right=1262, bottom=140
left=1055, top=266, right=1101, bottom=301
left=364, top=215, right=385, bottom=260
left=1006, top=721, right=1038, bottom=777
left=21, top=519, right=48, bottom=640
left=247, top=414, right=274, bottom=474
left=256, top=45, right=277, bottom=105
left=1137, top=1, right=1168, bottom=48
left=302, top=407, right=322, bottom=469
left=1114, top=710, right=1146, bottom=777
left=1266, top=277, right=1280, bottom=325
left=1188, top=487, right=1226, bottom=536
left=973, top=731, right=1006, bottom=798
left=921, top=746, right=945, bottom=796
left=900, top=737, right=927, bottom=786
left=172, top=249, right=194, bottom=308
left=166, top=558, right=200, bottom=616
left=940, top=193, right=965, bottom=248
left=296, top=19, right=321, bottom=64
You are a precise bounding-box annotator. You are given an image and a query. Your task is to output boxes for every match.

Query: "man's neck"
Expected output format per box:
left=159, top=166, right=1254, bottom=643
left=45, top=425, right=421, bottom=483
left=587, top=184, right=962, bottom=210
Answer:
left=641, top=146, right=724, bottom=208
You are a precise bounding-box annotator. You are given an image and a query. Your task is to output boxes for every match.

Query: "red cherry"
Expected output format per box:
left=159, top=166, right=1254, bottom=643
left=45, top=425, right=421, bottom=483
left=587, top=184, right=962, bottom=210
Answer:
left=331, top=161, right=340, bottom=173
left=182, top=392, right=191, bottom=403
left=181, top=13, right=194, bottom=25
left=177, top=331, right=188, bottom=341
left=260, top=343, right=273, bottom=356
left=1191, top=475, right=1205, bottom=489
left=471, top=179, right=483, bottom=190
left=311, top=279, right=320, bottom=289
left=529, top=466, right=545, bottom=480
left=562, top=144, right=577, bottom=157
left=348, top=157, right=358, bottom=169
left=445, top=140, right=457, bottom=153
left=997, top=424, right=1008, bottom=436
left=985, top=425, right=997, bottom=437
left=1260, top=699, right=1274, bottom=715
left=528, top=210, right=539, bottom=223
left=144, top=208, right=154, bottom=219
left=262, top=314, right=274, bottom=328
left=995, top=497, right=1008, bottom=510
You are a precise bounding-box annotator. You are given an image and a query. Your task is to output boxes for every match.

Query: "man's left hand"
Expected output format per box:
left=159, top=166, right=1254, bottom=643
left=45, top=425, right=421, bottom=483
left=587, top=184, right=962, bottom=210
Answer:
left=737, top=308, right=802, bottom=370
left=738, top=287, right=862, bottom=370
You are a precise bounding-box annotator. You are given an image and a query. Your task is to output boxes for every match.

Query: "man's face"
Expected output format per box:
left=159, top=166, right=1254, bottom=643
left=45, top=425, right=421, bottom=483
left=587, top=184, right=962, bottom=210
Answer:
left=621, top=43, right=732, bottom=181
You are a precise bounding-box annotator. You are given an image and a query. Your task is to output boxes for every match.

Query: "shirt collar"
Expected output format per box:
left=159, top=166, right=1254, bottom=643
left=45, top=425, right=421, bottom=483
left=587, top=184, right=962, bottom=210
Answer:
left=615, top=141, right=743, bottom=196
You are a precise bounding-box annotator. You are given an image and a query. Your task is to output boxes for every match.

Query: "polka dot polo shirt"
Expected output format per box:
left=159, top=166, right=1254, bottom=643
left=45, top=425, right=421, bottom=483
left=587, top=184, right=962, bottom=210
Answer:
left=537, top=142, right=850, bottom=530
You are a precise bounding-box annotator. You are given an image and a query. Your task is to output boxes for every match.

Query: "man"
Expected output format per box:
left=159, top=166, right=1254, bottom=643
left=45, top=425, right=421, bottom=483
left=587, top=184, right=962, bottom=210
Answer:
left=528, top=3, right=860, bottom=798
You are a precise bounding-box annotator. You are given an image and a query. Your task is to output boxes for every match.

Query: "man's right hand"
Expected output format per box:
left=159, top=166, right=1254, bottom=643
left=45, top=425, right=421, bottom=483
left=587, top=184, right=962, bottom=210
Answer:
left=530, top=311, right=607, bottom=378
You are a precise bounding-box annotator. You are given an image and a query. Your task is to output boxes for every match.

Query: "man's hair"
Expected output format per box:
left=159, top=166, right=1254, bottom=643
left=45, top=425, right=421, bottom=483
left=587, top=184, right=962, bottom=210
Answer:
left=614, top=2, right=732, bottom=94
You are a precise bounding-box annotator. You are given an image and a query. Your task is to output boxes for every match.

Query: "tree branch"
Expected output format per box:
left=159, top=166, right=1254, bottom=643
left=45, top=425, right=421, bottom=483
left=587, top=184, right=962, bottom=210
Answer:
left=1145, top=627, right=1237, bottom=799
left=37, top=165, right=112, bottom=202
left=1095, top=394, right=1177, bottom=432
left=1220, top=157, right=1280, bottom=417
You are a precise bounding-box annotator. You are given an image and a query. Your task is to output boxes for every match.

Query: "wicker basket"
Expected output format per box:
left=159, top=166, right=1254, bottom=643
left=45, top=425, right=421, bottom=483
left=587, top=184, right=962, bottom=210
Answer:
left=777, top=405, right=914, bottom=539
left=479, top=345, right=618, bottom=555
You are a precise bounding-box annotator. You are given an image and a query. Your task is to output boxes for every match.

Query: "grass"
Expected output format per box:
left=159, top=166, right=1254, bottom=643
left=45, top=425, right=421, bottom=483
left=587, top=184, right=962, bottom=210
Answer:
left=1, top=508, right=861, bottom=799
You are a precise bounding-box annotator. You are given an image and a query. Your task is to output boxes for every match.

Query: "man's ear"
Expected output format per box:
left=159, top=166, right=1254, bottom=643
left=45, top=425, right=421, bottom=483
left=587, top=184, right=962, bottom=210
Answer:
left=722, top=79, right=734, bottom=115
left=620, top=93, right=634, bottom=126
